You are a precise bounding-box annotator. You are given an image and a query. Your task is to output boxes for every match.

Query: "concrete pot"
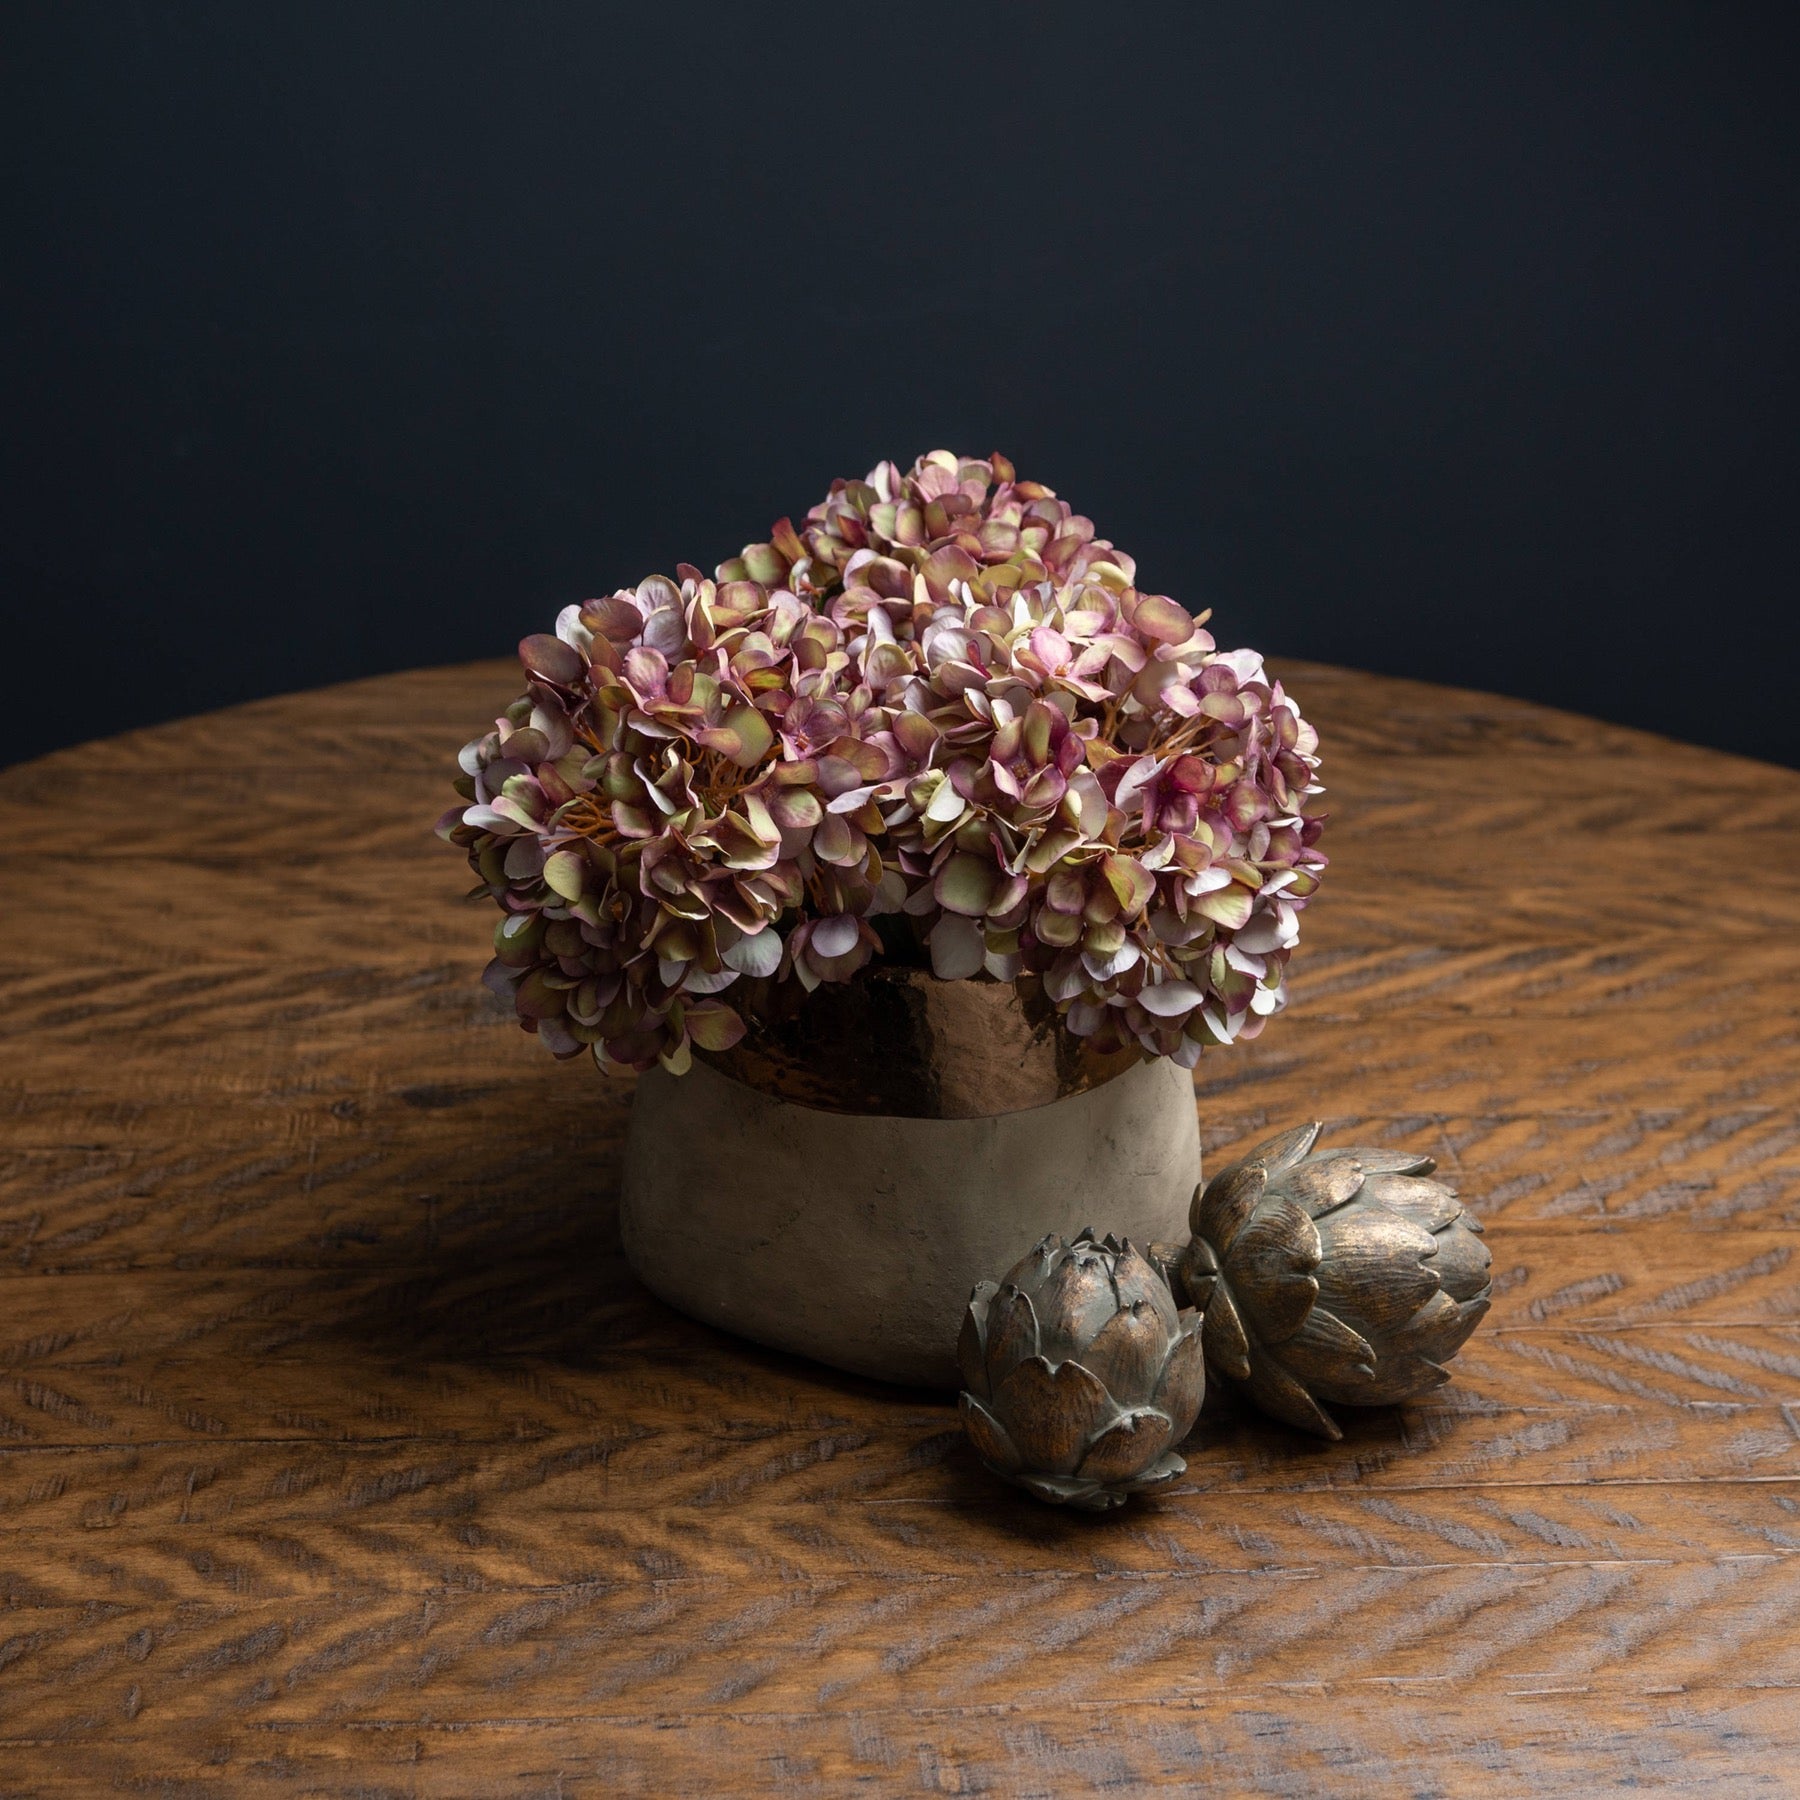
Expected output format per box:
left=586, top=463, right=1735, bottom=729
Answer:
left=619, top=1048, right=1201, bottom=1389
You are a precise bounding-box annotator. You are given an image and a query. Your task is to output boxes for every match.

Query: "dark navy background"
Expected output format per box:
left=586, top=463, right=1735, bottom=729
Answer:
left=5, top=3, right=1797, bottom=768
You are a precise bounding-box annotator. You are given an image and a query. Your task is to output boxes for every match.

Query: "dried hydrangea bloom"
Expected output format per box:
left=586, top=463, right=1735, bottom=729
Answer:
left=723, top=452, right=1328, bottom=1061
left=438, top=569, right=899, bottom=1073
left=444, top=450, right=1327, bottom=1076
left=721, top=449, right=1130, bottom=605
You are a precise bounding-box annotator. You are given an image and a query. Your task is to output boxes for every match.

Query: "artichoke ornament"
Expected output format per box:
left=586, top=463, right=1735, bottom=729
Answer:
left=958, top=1230, right=1205, bottom=1510
left=1175, top=1123, right=1491, bottom=1440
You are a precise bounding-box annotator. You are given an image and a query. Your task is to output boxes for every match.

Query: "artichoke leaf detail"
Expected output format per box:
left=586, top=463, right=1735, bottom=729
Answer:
left=1175, top=1122, right=1491, bottom=1440
left=957, top=1230, right=1204, bottom=1510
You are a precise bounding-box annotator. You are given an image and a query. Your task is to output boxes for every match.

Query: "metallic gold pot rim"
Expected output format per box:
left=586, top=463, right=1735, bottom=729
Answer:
left=696, top=966, right=1145, bottom=1120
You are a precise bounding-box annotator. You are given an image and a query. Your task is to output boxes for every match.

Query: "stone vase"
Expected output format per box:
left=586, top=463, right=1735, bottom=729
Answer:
left=619, top=969, right=1202, bottom=1388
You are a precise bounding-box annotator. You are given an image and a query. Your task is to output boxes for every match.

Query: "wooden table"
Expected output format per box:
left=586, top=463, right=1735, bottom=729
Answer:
left=3, top=660, right=1798, bottom=1796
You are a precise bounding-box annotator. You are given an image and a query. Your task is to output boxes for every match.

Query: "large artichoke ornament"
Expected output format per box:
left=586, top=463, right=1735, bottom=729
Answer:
left=958, top=1230, right=1205, bottom=1510
left=1175, top=1123, right=1491, bottom=1440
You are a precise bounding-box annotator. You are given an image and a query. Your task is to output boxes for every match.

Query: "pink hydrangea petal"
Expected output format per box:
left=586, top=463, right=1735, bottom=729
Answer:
left=810, top=913, right=861, bottom=959
left=928, top=913, right=986, bottom=980
left=1138, top=979, right=1202, bottom=1017
left=1132, top=594, right=1195, bottom=646
left=722, top=927, right=784, bottom=977
left=936, top=853, right=1000, bottom=917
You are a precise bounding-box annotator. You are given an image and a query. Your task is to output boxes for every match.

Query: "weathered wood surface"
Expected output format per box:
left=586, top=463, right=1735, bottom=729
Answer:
left=1, top=659, right=1797, bottom=1796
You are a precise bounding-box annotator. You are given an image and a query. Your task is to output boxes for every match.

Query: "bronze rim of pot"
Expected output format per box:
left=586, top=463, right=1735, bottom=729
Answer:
left=696, top=965, right=1144, bottom=1120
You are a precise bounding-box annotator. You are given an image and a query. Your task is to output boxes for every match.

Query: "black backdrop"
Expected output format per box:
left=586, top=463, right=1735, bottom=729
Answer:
left=5, top=3, right=1797, bottom=770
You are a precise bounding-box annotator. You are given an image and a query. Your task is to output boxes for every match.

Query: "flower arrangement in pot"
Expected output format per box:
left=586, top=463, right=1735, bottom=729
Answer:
left=440, top=451, right=1327, bottom=1387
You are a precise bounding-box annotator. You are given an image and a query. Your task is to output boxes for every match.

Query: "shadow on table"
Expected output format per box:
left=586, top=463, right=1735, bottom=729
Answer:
left=916, top=1387, right=1434, bottom=1550
left=265, top=1071, right=1438, bottom=1520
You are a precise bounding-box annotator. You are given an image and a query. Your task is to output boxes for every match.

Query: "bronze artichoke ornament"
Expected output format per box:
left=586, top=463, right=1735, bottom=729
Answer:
left=1175, top=1122, right=1491, bottom=1440
left=958, top=1230, right=1205, bottom=1510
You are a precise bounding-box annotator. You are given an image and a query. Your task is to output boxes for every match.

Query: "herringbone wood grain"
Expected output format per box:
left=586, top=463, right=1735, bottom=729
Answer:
left=1, top=660, right=1797, bottom=1797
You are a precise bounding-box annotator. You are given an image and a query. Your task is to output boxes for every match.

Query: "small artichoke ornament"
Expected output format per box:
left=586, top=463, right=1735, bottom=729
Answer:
left=958, top=1230, right=1205, bottom=1510
left=1175, top=1122, right=1491, bottom=1440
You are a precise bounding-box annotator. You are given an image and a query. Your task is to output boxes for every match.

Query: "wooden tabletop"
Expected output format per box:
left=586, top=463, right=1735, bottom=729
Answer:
left=3, top=659, right=1798, bottom=1796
